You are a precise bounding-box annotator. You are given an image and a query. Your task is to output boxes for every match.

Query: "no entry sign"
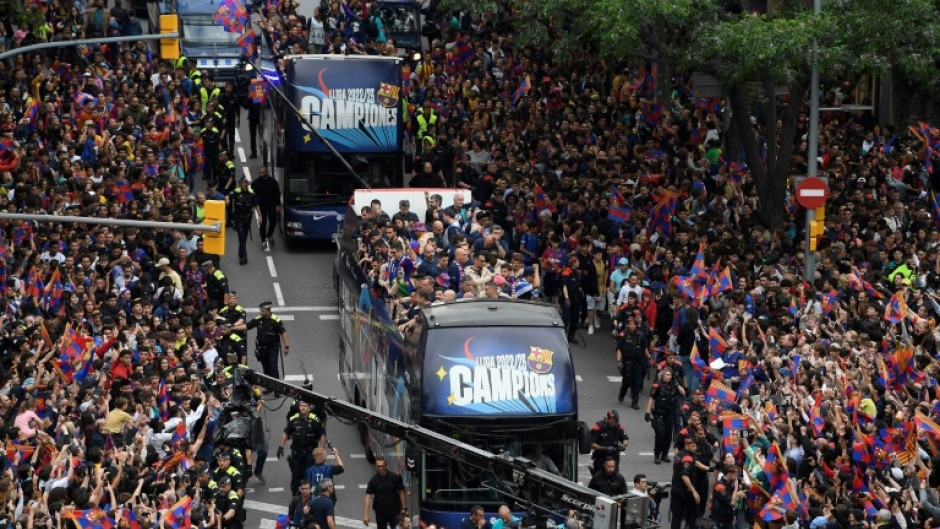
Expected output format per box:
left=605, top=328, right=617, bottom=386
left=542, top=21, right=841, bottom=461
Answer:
left=796, top=177, right=830, bottom=209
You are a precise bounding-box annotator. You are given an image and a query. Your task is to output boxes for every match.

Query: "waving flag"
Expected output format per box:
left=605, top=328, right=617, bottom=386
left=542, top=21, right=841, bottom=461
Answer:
left=12, top=222, right=32, bottom=246
left=5, top=442, right=34, bottom=467
left=0, top=137, right=13, bottom=155
left=274, top=514, right=290, bottom=529
left=453, top=38, right=476, bottom=65
left=721, top=412, right=748, bottom=453
left=690, top=243, right=707, bottom=282
left=116, top=181, right=133, bottom=204
left=690, top=344, right=707, bottom=379
left=67, top=508, right=115, bottom=529
left=236, top=29, right=257, bottom=58
left=164, top=496, right=192, bottom=529
left=158, top=379, right=169, bottom=421
left=764, top=400, right=778, bottom=422
left=647, top=189, right=677, bottom=239
left=533, top=184, right=556, bottom=214
left=24, top=98, right=40, bottom=129
left=885, top=291, right=909, bottom=323
left=73, top=349, right=95, bottom=384
left=916, top=411, right=940, bottom=437
left=54, top=359, right=74, bottom=383
left=607, top=185, right=632, bottom=223
left=705, top=381, right=735, bottom=405
left=250, top=78, right=267, bottom=104
left=932, top=192, right=940, bottom=230
left=123, top=509, right=141, bottom=529
left=512, top=74, right=530, bottom=107
left=171, top=421, right=188, bottom=444
left=763, top=442, right=789, bottom=493
left=708, top=327, right=727, bottom=357
left=809, top=393, right=825, bottom=437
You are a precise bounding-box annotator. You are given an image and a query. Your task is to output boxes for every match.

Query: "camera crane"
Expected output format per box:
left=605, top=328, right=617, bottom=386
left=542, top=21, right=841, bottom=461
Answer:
left=235, top=369, right=652, bottom=529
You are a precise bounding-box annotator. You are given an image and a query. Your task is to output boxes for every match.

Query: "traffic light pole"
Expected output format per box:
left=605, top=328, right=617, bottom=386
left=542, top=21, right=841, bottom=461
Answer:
left=804, top=0, right=821, bottom=284
left=0, top=34, right=178, bottom=62
left=0, top=213, right=220, bottom=233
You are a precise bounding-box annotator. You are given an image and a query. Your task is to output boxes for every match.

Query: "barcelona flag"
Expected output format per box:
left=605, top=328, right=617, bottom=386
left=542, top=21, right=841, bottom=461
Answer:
left=916, top=411, right=940, bottom=436
left=721, top=412, right=748, bottom=453
left=533, top=184, right=556, bottom=214
left=512, top=74, right=530, bottom=108
left=67, top=507, right=116, bottom=529
left=274, top=514, right=290, bottom=529
left=171, top=421, right=188, bottom=444
left=705, top=381, right=735, bottom=405
left=250, top=78, right=267, bottom=104
left=885, top=291, right=908, bottom=323
left=164, top=496, right=192, bottom=529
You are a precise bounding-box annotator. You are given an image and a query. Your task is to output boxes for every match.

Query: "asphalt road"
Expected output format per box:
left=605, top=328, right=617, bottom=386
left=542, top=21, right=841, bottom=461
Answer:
left=213, top=123, right=669, bottom=529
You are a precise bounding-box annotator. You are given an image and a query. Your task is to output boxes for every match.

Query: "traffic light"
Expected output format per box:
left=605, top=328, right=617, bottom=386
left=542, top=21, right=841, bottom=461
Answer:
left=160, top=14, right=181, bottom=60
left=809, top=206, right=826, bottom=251
left=203, top=199, right=226, bottom=256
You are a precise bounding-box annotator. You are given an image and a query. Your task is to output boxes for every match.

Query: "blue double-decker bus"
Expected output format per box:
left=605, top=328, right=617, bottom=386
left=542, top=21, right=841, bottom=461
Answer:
left=334, top=214, right=586, bottom=527
left=271, top=55, right=404, bottom=241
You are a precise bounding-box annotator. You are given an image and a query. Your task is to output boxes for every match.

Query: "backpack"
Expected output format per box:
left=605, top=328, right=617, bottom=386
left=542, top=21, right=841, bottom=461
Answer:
left=366, top=16, right=379, bottom=39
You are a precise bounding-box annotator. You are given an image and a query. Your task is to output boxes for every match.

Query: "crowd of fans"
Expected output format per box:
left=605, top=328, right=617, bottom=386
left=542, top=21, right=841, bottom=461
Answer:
left=3, top=0, right=940, bottom=528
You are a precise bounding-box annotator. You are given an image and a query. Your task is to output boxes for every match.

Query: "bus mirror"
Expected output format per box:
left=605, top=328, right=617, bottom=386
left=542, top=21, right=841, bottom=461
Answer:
left=577, top=421, right=591, bottom=454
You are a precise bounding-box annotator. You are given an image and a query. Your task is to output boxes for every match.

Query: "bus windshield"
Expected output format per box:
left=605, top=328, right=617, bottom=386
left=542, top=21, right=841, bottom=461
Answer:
left=181, top=18, right=239, bottom=44
left=284, top=152, right=401, bottom=205
left=422, top=435, right=576, bottom=511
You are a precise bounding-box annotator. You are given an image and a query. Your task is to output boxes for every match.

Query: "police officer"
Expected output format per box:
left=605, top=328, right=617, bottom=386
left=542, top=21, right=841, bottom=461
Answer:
left=645, top=368, right=685, bottom=465
left=616, top=318, right=648, bottom=409
left=219, top=80, right=241, bottom=155
left=200, top=74, right=222, bottom=109
left=203, top=260, right=230, bottom=307
left=231, top=176, right=258, bottom=265
left=691, top=426, right=717, bottom=518
left=414, top=100, right=438, bottom=151
left=589, top=409, right=629, bottom=473
left=586, top=456, right=628, bottom=497
left=220, top=292, right=248, bottom=362
left=710, top=465, right=743, bottom=529
left=193, top=465, right=218, bottom=499
left=201, top=115, right=223, bottom=185
left=242, top=301, right=289, bottom=380
left=278, top=401, right=326, bottom=495
left=215, top=476, right=246, bottom=529
left=213, top=452, right=244, bottom=493
left=681, top=389, right=708, bottom=424
left=251, top=165, right=281, bottom=250
left=670, top=437, right=700, bottom=529
left=246, top=89, right=261, bottom=158
left=219, top=151, right=237, bottom=220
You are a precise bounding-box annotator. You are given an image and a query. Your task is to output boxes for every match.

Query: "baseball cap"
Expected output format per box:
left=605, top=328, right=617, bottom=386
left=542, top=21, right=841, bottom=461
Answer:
left=156, top=257, right=170, bottom=267
left=618, top=258, right=629, bottom=266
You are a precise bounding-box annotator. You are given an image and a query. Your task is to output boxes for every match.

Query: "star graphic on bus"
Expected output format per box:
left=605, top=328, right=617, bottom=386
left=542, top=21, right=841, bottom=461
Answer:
left=436, top=366, right=447, bottom=380
left=303, top=133, right=311, bottom=143
left=447, top=394, right=455, bottom=405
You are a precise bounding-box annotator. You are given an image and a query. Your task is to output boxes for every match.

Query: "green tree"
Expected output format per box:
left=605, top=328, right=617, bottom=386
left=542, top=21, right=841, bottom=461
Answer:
left=443, top=0, right=940, bottom=229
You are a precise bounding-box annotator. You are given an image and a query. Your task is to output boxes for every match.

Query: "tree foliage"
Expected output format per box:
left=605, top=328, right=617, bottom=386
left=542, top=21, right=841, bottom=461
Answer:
left=443, top=0, right=940, bottom=228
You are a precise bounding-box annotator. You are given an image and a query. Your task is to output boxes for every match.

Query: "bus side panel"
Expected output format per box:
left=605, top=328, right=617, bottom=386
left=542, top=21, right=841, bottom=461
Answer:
left=283, top=205, right=346, bottom=241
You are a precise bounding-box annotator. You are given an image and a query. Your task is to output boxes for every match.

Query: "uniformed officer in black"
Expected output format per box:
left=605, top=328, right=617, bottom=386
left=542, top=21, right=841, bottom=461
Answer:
left=213, top=451, right=244, bottom=493
left=645, top=367, right=685, bottom=465
left=219, top=150, right=238, bottom=223
left=589, top=409, right=629, bottom=473
left=691, top=426, right=716, bottom=517
left=616, top=318, right=649, bottom=409
left=251, top=164, right=281, bottom=250
left=278, top=400, right=326, bottom=495
left=193, top=465, right=218, bottom=499
left=215, top=476, right=246, bottom=529
left=587, top=456, right=628, bottom=497
left=231, top=176, right=258, bottom=265
left=670, top=437, right=701, bottom=529
left=203, top=260, right=230, bottom=307
left=201, top=115, right=223, bottom=185
left=220, top=292, right=248, bottom=363
left=246, top=92, right=261, bottom=158
left=710, top=464, right=743, bottom=529
left=681, top=389, right=708, bottom=424
left=219, top=80, right=240, bottom=155
left=241, top=301, right=289, bottom=380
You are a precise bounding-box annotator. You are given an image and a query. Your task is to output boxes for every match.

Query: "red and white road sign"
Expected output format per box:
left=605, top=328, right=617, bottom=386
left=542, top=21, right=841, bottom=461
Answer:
left=796, top=177, right=830, bottom=209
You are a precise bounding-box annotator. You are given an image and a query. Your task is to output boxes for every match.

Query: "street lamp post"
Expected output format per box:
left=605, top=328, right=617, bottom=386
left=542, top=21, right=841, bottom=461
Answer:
left=804, top=0, right=822, bottom=283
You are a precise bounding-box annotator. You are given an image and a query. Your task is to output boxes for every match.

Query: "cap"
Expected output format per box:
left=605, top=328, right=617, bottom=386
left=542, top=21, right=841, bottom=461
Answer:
left=492, top=275, right=506, bottom=287
left=156, top=257, right=170, bottom=267
left=618, top=258, right=629, bottom=266
left=239, top=175, right=248, bottom=183
left=217, top=452, right=231, bottom=460
left=201, top=260, right=214, bottom=267
left=218, top=475, right=232, bottom=485
left=197, top=466, right=210, bottom=475
left=259, top=301, right=273, bottom=309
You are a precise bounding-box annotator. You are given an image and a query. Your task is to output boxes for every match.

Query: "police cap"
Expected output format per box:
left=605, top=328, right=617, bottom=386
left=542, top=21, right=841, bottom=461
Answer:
left=218, top=475, right=231, bottom=485
left=259, top=301, right=273, bottom=310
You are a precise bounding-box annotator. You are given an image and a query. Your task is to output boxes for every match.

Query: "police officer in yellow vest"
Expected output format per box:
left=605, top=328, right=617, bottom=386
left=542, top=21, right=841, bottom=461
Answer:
left=220, top=292, right=248, bottom=361
left=202, top=259, right=230, bottom=307
left=278, top=400, right=325, bottom=495
left=414, top=100, right=438, bottom=150
left=214, top=452, right=244, bottom=492
left=215, top=475, right=246, bottom=529
left=200, top=75, right=222, bottom=109
left=201, top=115, right=222, bottom=185
left=241, top=301, right=289, bottom=380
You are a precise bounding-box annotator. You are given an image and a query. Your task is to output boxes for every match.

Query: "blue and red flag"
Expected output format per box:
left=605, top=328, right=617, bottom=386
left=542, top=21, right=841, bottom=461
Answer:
left=764, top=400, right=778, bottom=422
left=123, top=509, right=140, bottom=529
left=274, top=514, right=290, bottom=529
left=66, top=507, right=115, bottom=529
left=931, top=192, right=940, bottom=230
left=708, top=327, right=727, bottom=357
left=116, top=181, right=133, bottom=204
left=236, top=29, right=257, bottom=59
left=0, top=137, right=13, bottom=155
left=607, top=185, right=632, bottom=223
left=171, top=421, right=187, bottom=444
left=721, top=412, right=748, bottom=453
left=916, top=411, right=940, bottom=437
left=705, top=381, right=735, bottom=405
left=647, top=189, right=677, bottom=239
left=690, top=243, right=707, bottom=282
left=810, top=393, right=825, bottom=437
left=250, top=78, right=267, bottom=104
left=12, top=222, right=32, bottom=246
left=713, top=267, right=733, bottom=295
left=5, top=442, right=34, bottom=467
left=512, top=74, right=530, bottom=107
left=164, top=495, right=192, bottom=529
left=158, top=379, right=169, bottom=421
left=885, top=291, right=908, bottom=323
left=453, top=39, right=476, bottom=65
left=690, top=344, right=707, bottom=379
left=533, top=184, right=556, bottom=213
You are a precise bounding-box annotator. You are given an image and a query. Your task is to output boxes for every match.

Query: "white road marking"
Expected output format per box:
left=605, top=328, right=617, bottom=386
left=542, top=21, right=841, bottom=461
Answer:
left=607, top=376, right=621, bottom=382
left=260, top=519, right=275, bottom=529
left=268, top=487, right=285, bottom=493
left=243, top=167, right=252, bottom=182
left=246, top=306, right=337, bottom=313
left=319, top=314, right=340, bottom=320
left=266, top=256, right=277, bottom=278
left=265, top=457, right=278, bottom=462
left=278, top=315, right=295, bottom=321
left=238, top=147, right=246, bottom=163
left=637, top=452, right=655, bottom=456
left=284, top=375, right=312, bottom=382
left=358, top=484, right=368, bottom=489
left=349, top=453, right=366, bottom=459
left=235, top=129, right=241, bottom=143
left=333, top=484, right=345, bottom=490
left=273, top=283, right=285, bottom=306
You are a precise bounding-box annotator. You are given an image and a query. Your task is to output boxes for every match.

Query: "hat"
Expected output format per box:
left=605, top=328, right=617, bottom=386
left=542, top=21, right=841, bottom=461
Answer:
left=156, top=257, right=170, bottom=267
left=239, top=175, right=248, bottom=183
left=218, top=475, right=232, bottom=486
left=259, top=301, right=273, bottom=309
left=684, top=437, right=698, bottom=446
left=492, top=275, right=506, bottom=287
left=201, top=260, right=214, bottom=267
left=618, top=258, right=629, bottom=266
